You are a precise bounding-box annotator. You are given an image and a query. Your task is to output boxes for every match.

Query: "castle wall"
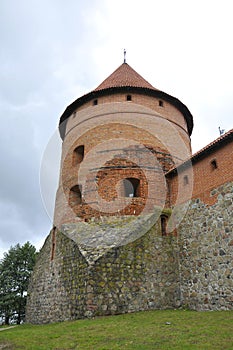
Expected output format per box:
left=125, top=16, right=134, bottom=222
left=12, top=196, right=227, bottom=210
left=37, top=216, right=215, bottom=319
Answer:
left=177, top=181, right=233, bottom=310
left=27, top=177, right=233, bottom=324
left=26, top=232, right=77, bottom=323
left=26, top=218, right=180, bottom=324
left=168, top=140, right=233, bottom=206
left=167, top=141, right=233, bottom=310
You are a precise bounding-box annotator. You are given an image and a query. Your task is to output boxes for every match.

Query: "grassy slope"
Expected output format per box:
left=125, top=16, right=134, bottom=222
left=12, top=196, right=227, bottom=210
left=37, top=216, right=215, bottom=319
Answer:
left=0, top=310, right=233, bottom=350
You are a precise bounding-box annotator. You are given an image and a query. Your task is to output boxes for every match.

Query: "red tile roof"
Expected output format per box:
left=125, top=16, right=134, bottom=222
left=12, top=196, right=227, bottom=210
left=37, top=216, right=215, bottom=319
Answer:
left=166, top=128, right=233, bottom=175
left=191, top=128, right=233, bottom=161
left=95, top=63, right=158, bottom=91
left=59, top=62, right=193, bottom=139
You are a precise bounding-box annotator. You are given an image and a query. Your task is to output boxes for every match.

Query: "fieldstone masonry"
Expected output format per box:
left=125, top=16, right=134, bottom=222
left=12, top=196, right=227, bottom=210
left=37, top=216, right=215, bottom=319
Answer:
left=178, top=181, right=233, bottom=310
left=27, top=216, right=180, bottom=323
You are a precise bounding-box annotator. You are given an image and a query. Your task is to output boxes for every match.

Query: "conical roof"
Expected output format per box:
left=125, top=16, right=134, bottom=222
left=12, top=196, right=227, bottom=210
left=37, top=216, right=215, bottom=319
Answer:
left=95, top=62, right=157, bottom=91
left=59, top=61, right=193, bottom=139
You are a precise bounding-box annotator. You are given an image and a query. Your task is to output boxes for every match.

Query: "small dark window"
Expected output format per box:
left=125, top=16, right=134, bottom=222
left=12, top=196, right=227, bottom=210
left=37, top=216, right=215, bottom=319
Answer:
left=123, top=178, right=140, bottom=197
left=73, top=145, right=84, bottom=166
left=69, top=185, right=82, bottom=206
left=93, top=99, right=98, bottom=105
left=211, top=159, right=218, bottom=170
left=161, top=215, right=167, bottom=236
left=183, top=175, right=189, bottom=185
left=51, top=227, right=56, bottom=261
left=126, top=95, right=132, bottom=101
left=159, top=100, right=164, bottom=107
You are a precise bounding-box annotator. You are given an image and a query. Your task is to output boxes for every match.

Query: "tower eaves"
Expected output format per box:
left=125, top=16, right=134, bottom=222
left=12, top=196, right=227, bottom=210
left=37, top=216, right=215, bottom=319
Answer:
left=59, top=62, right=194, bottom=139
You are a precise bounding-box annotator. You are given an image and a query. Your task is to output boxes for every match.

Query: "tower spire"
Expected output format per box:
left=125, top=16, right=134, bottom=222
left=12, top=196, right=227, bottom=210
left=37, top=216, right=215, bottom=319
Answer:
left=124, top=49, right=126, bottom=63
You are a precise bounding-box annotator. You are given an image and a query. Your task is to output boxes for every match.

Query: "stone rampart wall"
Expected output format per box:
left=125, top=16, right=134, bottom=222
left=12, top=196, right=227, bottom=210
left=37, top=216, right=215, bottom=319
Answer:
left=178, top=181, right=233, bottom=310
left=26, top=181, right=233, bottom=323
left=26, top=216, right=180, bottom=324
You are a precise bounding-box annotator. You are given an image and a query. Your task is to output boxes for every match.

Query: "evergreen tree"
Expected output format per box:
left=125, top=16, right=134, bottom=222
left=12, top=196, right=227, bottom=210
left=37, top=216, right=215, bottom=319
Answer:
left=0, top=242, right=37, bottom=324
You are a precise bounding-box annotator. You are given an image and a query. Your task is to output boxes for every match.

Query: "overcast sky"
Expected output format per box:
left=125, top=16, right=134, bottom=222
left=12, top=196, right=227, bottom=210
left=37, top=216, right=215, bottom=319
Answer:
left=0, top=0, right=232, bottom=258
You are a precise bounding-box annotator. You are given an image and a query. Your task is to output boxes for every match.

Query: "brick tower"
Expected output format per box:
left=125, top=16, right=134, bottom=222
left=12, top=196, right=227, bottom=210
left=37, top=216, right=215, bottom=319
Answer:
left=26, top=61, right=196, bottom=323
left=54, top=61, right=193, bottom=227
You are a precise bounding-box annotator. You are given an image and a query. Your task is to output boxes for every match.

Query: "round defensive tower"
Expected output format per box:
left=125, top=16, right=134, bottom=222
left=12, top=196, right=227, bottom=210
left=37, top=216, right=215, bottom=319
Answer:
left=26, top=61, right=194, bottom=324
left=54, top=61, right=193, bottom=228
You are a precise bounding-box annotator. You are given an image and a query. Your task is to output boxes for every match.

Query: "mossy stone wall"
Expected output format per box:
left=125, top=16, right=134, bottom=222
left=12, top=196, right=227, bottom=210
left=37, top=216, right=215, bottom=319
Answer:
left=26, top=182, right=233, bottom=324
left=178, top=181, right=233, bottom=310
left=26, top=219, right=179, bottom=324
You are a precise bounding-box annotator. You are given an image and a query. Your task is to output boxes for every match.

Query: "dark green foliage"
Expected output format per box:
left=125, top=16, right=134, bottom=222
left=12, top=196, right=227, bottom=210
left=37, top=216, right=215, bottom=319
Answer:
left=0, top=242, right=37, bottom=325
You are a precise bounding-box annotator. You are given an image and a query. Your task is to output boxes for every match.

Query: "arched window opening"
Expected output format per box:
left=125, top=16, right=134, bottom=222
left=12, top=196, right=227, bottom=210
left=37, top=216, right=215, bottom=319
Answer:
left=123, top=178, right=140, bottom=197
left=161, top=215, right=168, bottom=236
left=73, top=145, right=84, bottom=166
left=69, top=185, right=82, bottom=206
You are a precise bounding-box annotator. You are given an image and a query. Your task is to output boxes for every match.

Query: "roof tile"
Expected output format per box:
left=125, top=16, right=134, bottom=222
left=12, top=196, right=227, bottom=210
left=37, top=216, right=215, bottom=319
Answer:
left=94, top=62, right=158, bottom=91
left=191, top=128, right=233, bottom=160
left=166, top=128, right=233, bottom=175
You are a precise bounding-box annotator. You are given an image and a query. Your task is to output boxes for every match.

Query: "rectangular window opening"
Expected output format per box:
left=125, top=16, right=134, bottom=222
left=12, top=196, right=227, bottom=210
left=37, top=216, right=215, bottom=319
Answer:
left=161, top=216, right=167, bottom=236
left=123, top=178, right=140, bottom=197
left=183, top=175, right=189, bottom=185
left=51, top=227, right=56, bottom=261
left=73, top=145, right=84, bottom=166
left=69, top=185, right=82, bottom=206
left=211, top=159, right=218, bottom=170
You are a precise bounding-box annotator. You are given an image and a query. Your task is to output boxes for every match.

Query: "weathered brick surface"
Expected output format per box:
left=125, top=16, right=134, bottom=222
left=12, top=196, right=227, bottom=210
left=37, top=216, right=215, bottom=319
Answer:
left=74, top=93, right=189, bottom=133
left=168, top=140, right=233, bottom=206
left=54, top=100, right=191, bottom=227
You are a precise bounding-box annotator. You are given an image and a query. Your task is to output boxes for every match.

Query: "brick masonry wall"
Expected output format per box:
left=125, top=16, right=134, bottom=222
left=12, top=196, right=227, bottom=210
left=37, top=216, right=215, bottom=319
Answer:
left=168, top=141, right=233, bottom=206
left=74, top=92, right=189, bottom=134
left=65, top=101, right=191, bottom=154
left=54, top=101, right=191, bottom=227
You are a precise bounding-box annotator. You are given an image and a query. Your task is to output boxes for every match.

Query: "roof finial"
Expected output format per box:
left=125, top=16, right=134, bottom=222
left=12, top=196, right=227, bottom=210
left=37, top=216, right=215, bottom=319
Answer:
left=124, top=49, right=126, bottom=63
left=218, top=126, right=225, bottom=136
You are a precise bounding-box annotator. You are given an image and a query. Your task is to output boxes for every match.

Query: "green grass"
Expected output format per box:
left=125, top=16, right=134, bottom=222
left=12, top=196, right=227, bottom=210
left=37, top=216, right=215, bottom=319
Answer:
left=0, top=310, right=233, bottom=349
